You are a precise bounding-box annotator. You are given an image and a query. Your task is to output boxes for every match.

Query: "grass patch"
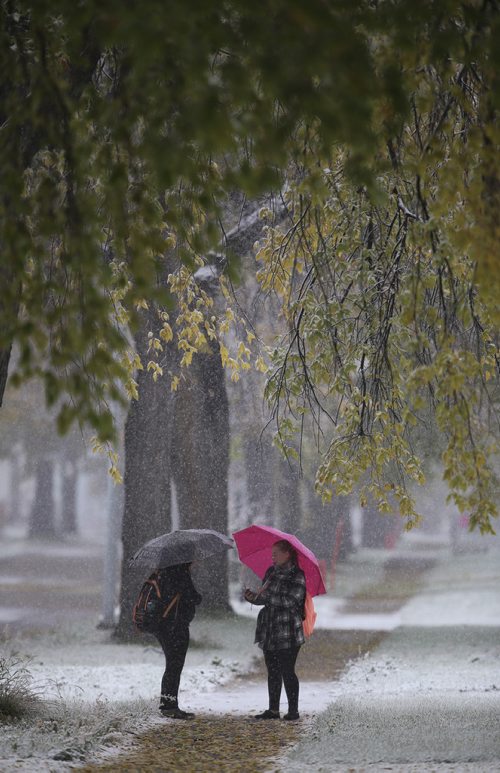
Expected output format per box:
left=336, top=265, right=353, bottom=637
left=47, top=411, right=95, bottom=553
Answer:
left=0, top=652, right=41, bottom=721
left=1, top=694, right=159, bottom=765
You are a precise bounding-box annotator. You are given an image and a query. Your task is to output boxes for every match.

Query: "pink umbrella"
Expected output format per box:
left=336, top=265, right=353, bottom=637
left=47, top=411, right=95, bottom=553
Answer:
left=232, top=524, right=326, bottom=597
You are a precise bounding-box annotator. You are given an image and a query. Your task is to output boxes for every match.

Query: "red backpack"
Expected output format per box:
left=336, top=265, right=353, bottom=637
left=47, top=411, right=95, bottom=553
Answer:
left=132, top=573, right=180, bottom=633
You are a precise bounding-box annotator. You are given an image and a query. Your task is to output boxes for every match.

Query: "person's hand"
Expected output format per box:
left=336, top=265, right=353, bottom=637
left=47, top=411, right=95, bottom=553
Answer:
left=244, top=588, right=256, bottom=603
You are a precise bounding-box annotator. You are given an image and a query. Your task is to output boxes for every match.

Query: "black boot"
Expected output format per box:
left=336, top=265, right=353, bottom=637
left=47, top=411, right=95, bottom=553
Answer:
left=283, top=710, right=300, bottom=721
left=253, top=709, right=280, bottom=719
left=160, top=694, right=195, bottom=720
left=161, top=706, right=195, bottom=720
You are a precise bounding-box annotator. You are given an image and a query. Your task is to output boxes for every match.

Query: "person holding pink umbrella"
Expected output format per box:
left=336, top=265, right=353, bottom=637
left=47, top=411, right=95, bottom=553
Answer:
left=234, top=524, right=326, bottom=721
left=242, top=538, right=306, bottom=721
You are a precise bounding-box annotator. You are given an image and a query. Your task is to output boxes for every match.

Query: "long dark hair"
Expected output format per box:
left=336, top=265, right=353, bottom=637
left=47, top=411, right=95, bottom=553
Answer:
left=273, top=539, right=299, bottom=567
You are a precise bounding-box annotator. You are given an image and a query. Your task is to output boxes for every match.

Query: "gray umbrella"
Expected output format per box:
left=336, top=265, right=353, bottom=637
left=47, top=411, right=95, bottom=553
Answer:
left=129, top=528, right=234, bottom=569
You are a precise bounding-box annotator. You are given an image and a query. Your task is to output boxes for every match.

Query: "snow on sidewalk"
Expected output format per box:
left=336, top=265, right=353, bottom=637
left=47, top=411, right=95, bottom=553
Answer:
left=283, top=547, right=500, bottom=773
left=183, top=678, right=340, bottom=718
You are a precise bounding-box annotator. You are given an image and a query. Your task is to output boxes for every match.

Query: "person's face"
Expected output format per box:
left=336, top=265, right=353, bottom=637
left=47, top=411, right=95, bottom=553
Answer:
left=272, top=545, right=291, bottom=567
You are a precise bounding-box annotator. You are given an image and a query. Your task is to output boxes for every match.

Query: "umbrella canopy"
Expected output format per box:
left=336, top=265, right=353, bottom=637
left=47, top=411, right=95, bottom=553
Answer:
left=129, top=528, right=234, bottom=570
left=232, top=524, right=326, bottom=597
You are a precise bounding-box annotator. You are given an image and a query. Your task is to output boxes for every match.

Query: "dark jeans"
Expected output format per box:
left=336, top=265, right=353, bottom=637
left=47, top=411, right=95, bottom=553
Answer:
left=264, top=646, right=300, bottom=714
left=156, top=624, right=190, bottom=709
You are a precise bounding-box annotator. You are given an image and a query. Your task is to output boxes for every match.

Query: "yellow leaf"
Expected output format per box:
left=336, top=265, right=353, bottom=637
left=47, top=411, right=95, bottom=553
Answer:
left=237, top=341, right=250, bottom=359
left=125, top=378, right=139, bottom=401
left=109, top=464, right=123, bottom=484
left=181, top=350, right=193, bottom=367
left=255, top=355, right=268, bottom=373
left=147, top=361, right=163, bottom=381
left=160, top=323, right=174, bottom=342
left=220, top=343, right=229, bottom=367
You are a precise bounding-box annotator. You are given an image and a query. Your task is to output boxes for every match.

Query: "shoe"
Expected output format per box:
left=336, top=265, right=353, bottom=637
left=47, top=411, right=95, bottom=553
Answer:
left=283, top=711, right=300, bottom=721
left=160, top=707, right=195, bottom=719
left=253, top=709, right=280, bottom=719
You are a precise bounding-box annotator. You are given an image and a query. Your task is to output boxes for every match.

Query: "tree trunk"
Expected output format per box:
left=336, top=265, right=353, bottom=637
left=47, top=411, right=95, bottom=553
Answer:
left=302, top=483, right=336, bottom=562
left=242, top=429, right=277, bottom=524
left=333, top=494, right=354, bottom=561
left=8, top=448, right=22, bottom=523
left=0, top=344, right=12, bottom=409
left=100, top=470, right=124, bottom=628
left=302, top=485, right=354, bottom=566
left=60, top=459, right=78, bottom=535
left=0, top=264, right=19, bottom=409
left=361, top=497, right=389, bottom=548
left=172, top=342, right=230, bottom=611
left=115, top=207, right=273, bottom=627
left=115, top=306, right=178, bottom=640
left=29, top=458, right=56, bottom=538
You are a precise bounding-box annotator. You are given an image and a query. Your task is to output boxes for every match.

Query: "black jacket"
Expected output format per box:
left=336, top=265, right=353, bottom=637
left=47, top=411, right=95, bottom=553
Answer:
left=157, top=564, right=202, bottom=628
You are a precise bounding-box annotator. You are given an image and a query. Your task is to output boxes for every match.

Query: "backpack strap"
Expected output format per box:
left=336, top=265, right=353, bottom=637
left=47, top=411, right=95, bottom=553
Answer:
left=148, top=572, right=181, bottom=619
left=148, top=576, right=162, bottom=597
left=161, top=592, right=181, bottom=619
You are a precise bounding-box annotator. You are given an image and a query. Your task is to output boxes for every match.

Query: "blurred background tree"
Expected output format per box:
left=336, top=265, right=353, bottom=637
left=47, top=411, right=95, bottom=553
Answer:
left=0, top=375, right=103, bottom=538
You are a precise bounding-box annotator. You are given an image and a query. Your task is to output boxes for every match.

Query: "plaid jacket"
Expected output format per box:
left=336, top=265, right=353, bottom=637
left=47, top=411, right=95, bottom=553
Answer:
left=253, top=564, right=306, bottom=651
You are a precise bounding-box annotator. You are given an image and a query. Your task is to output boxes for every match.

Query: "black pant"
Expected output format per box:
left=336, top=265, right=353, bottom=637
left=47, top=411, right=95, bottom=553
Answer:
left=156, top=624, right=190, bottom=708
left=264, top=646, right=300, bottom=714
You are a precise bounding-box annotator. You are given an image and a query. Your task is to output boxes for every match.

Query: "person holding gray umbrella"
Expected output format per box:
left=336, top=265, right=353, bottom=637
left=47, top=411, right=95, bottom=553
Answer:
left=154, top=562, right=202, bottom=719
left=130, top=529, right=233, bottom=720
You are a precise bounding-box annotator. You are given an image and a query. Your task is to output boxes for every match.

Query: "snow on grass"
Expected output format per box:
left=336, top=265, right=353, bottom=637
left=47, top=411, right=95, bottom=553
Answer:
left=283, top=548, right=500, bottom=772
left=0, top=652, right=43, bottom=720
left=0, top=614, right=257, bottom=770
left=21, top=614, right=256, bottom=701
left=401, top=554, right=500, bottom=627
left=1, top=694, right=158, bottom=770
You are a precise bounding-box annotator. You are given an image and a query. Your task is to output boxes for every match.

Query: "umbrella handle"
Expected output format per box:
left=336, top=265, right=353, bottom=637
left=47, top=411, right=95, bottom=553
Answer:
left=244, top=578, right=270, bottom=603
left=255, top=579, right=270, bottom=597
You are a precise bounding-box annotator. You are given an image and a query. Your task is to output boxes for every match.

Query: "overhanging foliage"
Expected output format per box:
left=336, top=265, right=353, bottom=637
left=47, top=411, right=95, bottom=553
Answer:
left=1, top=1, right=499, bottom=528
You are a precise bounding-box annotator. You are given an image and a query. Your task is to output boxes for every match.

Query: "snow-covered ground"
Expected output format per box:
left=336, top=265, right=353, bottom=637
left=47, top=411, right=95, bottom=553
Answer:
left=282, top=545, right=500, bottom=773
left=2, top=539, right=499, bottom=771
left=0, top=544, right=392, bottom=770
left=1, top=614, right=259, bottom=770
